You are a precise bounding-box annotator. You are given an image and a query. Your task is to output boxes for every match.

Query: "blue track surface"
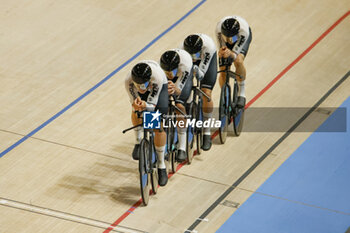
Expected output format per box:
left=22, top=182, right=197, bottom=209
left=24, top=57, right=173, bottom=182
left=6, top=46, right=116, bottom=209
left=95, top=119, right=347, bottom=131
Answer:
left=217, top=97, right=350, bottom=233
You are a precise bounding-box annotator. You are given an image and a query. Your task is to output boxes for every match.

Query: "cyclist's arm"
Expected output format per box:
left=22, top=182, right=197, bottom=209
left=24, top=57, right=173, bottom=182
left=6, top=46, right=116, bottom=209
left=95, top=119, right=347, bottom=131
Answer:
left=174, top=87, right=181, bottom=96
left=198, top=44, right=216, bottom=76
left=125, top=74, right=138, bottom=104
left=174, top=68, right=190, bottom=94
left=215, top=21, right=226, bottom=49
left=232, top=29, right=249, bottom=57
left=146, top=77, right=165, bottom=112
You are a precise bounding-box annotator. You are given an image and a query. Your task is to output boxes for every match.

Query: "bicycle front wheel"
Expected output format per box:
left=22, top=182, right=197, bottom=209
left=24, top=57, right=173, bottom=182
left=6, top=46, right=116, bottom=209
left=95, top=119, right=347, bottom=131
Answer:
left=165, top=111, right=177, bottom=173
left=219, top=84, right=231, bottom=144
left=139, top=139, right=151, bottom=206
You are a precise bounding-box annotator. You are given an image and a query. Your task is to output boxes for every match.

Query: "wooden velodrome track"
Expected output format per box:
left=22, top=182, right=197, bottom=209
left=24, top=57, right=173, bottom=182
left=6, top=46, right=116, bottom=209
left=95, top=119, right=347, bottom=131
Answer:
left=0, top=0, right=349, bottom=232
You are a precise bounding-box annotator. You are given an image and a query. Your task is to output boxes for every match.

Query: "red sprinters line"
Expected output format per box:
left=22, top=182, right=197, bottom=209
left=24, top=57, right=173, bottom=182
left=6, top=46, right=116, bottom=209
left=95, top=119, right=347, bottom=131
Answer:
left=103, top=200, right=142, bottom=233
left=103, top=10, right=350, bottom=233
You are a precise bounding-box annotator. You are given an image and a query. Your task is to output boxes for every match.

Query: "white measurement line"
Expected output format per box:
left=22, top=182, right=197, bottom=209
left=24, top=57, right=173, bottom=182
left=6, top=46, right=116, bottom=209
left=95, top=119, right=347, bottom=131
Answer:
left=184, top=230, right=198, bottom=233
left=0, top=198, right=145, bottom=233
left=197, top=218, right=209, bottom=222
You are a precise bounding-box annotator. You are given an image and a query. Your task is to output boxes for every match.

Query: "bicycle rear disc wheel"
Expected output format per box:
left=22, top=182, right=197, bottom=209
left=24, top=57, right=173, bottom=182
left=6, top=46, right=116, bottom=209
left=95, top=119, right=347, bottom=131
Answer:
left=219, top=84, right=230, bottom=144
left=139, top=139, right=151, bottom=206
left=171, top=151, right=178, bottom=173
left=171, top=130, right=178, bottom=173
left=232, top=81, right=245, bottom=136
left=233, top=108, right=245, bottom=136
left=150, top=144, right=158, bottom=194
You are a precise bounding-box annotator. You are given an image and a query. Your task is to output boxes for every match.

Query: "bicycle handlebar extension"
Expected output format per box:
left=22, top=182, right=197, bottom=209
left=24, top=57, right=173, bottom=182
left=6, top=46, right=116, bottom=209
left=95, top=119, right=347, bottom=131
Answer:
left=122, top=123, right=143, bottom=134
left=217, top=69, right=244, bottom=80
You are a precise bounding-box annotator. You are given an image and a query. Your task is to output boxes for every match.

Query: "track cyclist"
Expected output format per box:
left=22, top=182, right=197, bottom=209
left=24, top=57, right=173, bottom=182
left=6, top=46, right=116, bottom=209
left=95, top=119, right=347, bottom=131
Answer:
left=182, top=33, right=217, bottom=151
left=215, top=15, right=252, bottom=109
left=124, top=61, right=169, bottom=186
left=160, top=49, right=193, bottom=162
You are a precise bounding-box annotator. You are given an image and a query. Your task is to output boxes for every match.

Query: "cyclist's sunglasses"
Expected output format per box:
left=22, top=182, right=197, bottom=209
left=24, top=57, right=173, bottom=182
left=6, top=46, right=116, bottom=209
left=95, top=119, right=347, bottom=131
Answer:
left=171, top=68, right=178, bottom=77
left=133, top=81, right=150, bottom=91
left=191, top=52, right=201, bottom=61
left=223, top=35, right=238, bottom=44
left=165, top=68, right=178, bottom=78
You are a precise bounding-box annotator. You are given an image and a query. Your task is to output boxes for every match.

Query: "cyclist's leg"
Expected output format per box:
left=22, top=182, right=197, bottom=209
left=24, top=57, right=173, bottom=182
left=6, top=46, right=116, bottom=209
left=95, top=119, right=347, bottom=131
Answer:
left=154, top=128, right=167, bottom=186
left=175, top=73, right=193, bottom=161
left=131, top=93, right=148, bottom=160
left=154, top=84, right=169, bottom=186
left=201, top=52, right=217, bottom=151
left=218, top=65, right=231, bottom=88
left=218, top=51, right=234, bottom=88
left=233, top=54, right=246, bottom=108
left=131, top=111, right=142, bottom=160
left=131, top=110, right=142, bottom=140
left=234, top=27, right=252, bottom=107
left=234, top=27, right=252, bottom=82
left=234, top=54, right=246, bottom=82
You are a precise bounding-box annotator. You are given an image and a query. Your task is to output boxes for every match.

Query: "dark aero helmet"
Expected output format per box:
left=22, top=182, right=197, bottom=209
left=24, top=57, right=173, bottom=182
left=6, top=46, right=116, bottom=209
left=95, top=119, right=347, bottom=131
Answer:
left=160, top=50, right=180, bottom=71
left=183, top=34, right=203, bottom=54
left=221, top=18, right=240, bottom=37
left=131, top=62, right=152, bottom=84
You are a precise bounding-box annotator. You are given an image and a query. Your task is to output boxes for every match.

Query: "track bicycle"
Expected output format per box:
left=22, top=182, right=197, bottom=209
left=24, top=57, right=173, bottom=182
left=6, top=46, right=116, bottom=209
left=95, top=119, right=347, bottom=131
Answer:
left=122, top=111, right=159, bottom=206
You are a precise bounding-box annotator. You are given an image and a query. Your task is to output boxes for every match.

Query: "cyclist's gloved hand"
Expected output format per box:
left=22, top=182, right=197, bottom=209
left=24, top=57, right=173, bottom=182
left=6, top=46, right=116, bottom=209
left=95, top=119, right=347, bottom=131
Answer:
left=168, top=80, right=176, bottom=95
left=193, top=65, right=204, bottom=81
left=219, top=57, right=233, bottom=67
